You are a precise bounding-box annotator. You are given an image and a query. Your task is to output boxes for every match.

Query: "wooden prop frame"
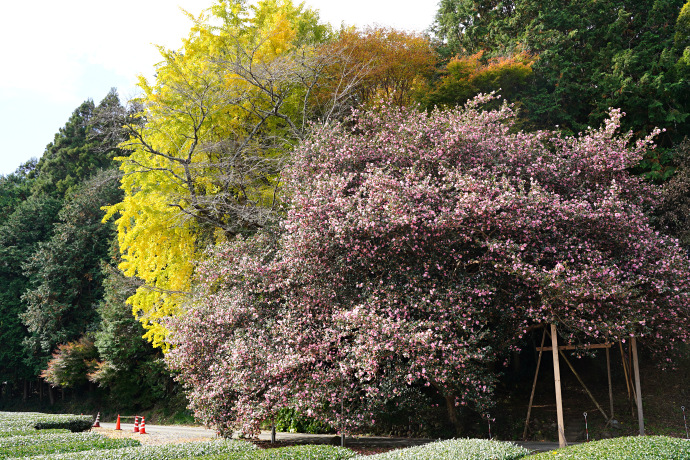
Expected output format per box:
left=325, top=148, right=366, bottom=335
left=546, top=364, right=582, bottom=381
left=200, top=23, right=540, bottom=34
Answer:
left=523, top=324, right=645, bottom=447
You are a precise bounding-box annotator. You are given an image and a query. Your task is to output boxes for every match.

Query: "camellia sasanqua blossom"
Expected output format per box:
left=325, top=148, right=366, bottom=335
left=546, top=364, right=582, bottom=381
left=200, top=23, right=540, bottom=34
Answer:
left=166, top=95, right=690, bottom=436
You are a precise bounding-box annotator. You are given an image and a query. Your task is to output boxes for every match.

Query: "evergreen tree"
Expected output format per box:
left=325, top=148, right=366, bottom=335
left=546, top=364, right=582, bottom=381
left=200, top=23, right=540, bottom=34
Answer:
left=0, top=196, right=62, bottom=379
left=31, top=89, right=127, bottom=199
left=0, top=91, right=129, bottom=395
left=90, top=258, right=169, bottom=410
left=21, top=169, right=122, bottom=370
left=433, top=0, right=689, bottom=172
left=0, top=160, right=37, bottom=218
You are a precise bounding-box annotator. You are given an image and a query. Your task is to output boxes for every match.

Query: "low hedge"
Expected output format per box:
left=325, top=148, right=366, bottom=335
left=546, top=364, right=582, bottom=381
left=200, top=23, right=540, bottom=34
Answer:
left=33, top=415, right=94, bottom=432
left=525, top=436, right=690, bottom=459
left=361, top=438, right=530, bottom=460
left=27, top=439, right=257, bottom=460
left=0, top=431, right=139, bottom=457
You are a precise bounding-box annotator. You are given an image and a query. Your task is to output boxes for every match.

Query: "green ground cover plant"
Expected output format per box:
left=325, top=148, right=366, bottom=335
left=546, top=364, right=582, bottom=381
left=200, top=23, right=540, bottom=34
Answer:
left=189, top=445, right=357, bottom=460
left=0, top=433, right=141, bottom=458
left=0, top=412, right=55, bottom=431
left=27, top=439, right=257, bottom=460
left=184, top=441, right=527, bottom=460
left=0, top=431, right=139, bottom=457
left=0, top=412, right=93, bottom=433
left=0, top=428, right=68, bottom=438
left=357, top=439, right=530, bottom=460
left=525, top=436, right=690, bottom=459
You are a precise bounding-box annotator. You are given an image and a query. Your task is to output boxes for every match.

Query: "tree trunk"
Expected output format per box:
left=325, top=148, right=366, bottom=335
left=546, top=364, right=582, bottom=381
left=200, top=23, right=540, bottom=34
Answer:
left=23, top=379, right=28, bottom=401
left=167, top=376, right=175, bottom=396
left=444, top=394, right=464, bottom=436
left=511, top=350, right=521, bottom=373
left=48, top=384, right=54, bottom=406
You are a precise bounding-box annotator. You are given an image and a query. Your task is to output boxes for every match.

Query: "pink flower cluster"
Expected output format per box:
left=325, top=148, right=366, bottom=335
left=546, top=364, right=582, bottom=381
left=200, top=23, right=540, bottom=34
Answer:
left=166, top=95, right=690, bottom=436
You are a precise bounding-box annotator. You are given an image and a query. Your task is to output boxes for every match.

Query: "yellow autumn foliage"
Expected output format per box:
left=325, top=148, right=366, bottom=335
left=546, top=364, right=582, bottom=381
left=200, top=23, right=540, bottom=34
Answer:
left=103, top=0, right=329, bottom=348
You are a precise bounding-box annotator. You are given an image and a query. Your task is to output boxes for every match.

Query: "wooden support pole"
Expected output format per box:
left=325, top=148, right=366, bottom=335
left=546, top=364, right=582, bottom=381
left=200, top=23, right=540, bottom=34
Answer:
left=523, top=328, right=546, bottom=440
left=631, top=337, right=645, bottom=435
left=551, top=324, right=566, bottom=448
left=606, top=345, right=614, bottom=421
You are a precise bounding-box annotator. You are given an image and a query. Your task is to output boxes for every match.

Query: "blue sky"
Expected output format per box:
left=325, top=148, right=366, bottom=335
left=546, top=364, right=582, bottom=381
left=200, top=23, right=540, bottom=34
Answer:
left=0, top=0, right=439, bottom=176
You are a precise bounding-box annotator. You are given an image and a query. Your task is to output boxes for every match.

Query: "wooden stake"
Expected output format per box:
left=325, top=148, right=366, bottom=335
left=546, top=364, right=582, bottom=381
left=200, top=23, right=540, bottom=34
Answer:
left=523, top=328, right=546, bottom=440
left=618, top=341, right=631, bottom=399
left=619, top=341, right=636, bottom=417
left=628, top=341, right=635, bottom=408
left=606, top=345, right=614, bottom=420
left=631, top=337, right=645, bottom=435
left=551, top=324, right=566, bottom=448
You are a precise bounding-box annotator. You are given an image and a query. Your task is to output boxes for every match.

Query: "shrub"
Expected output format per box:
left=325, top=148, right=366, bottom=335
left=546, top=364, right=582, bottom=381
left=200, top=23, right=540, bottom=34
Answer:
left=41, top=336, right=98, bottom=388
left=362, top=438, right=529, bottom=460
left=525, top=436, right=690, bottom=459
left=273, top=408, right=334, bottom=434
left=169, top=95, right=690, bottom=436
left=31, top=414, right=95, bottom=432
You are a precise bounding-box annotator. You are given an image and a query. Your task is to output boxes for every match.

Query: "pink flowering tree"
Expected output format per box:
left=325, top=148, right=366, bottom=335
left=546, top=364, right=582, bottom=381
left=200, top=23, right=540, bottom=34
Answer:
left=166, top=95, right=690, bottom=436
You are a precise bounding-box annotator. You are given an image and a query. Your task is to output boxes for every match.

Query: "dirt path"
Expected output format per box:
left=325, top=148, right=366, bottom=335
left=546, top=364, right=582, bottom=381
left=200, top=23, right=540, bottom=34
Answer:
left=95, top=422, right=432, bottom=448
left=95, top=422, right=560, bottom=452
left=95, top=422, right=217, bottom=445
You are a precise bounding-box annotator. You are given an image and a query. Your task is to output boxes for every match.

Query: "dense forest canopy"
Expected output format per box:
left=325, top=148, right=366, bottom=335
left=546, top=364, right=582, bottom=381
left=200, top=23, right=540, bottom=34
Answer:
left=434, top=0, right=689, bottom=180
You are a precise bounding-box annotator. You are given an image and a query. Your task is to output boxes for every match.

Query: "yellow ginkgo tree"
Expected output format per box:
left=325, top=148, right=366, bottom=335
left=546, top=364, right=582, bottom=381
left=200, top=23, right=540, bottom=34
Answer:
left=104, top=0, right=333, bottom=348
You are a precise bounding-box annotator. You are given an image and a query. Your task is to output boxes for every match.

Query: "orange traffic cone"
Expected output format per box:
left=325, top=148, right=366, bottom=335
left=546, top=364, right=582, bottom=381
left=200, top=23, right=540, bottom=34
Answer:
left=133, top=416, right=139, bottom=433
left=115, top=414, right=121, bottom=431
left=92, top=412, right=101, bottom=428
left=139, top=416, right=147, bottom=434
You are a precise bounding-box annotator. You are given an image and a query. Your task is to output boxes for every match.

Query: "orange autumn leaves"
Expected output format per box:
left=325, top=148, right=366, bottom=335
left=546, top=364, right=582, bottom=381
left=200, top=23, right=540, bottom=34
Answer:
left=321, top=28, right=437, bottom=108
left=421, top=51, right=536, bottom=109
left=318, top=30, right=535, bottom=111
